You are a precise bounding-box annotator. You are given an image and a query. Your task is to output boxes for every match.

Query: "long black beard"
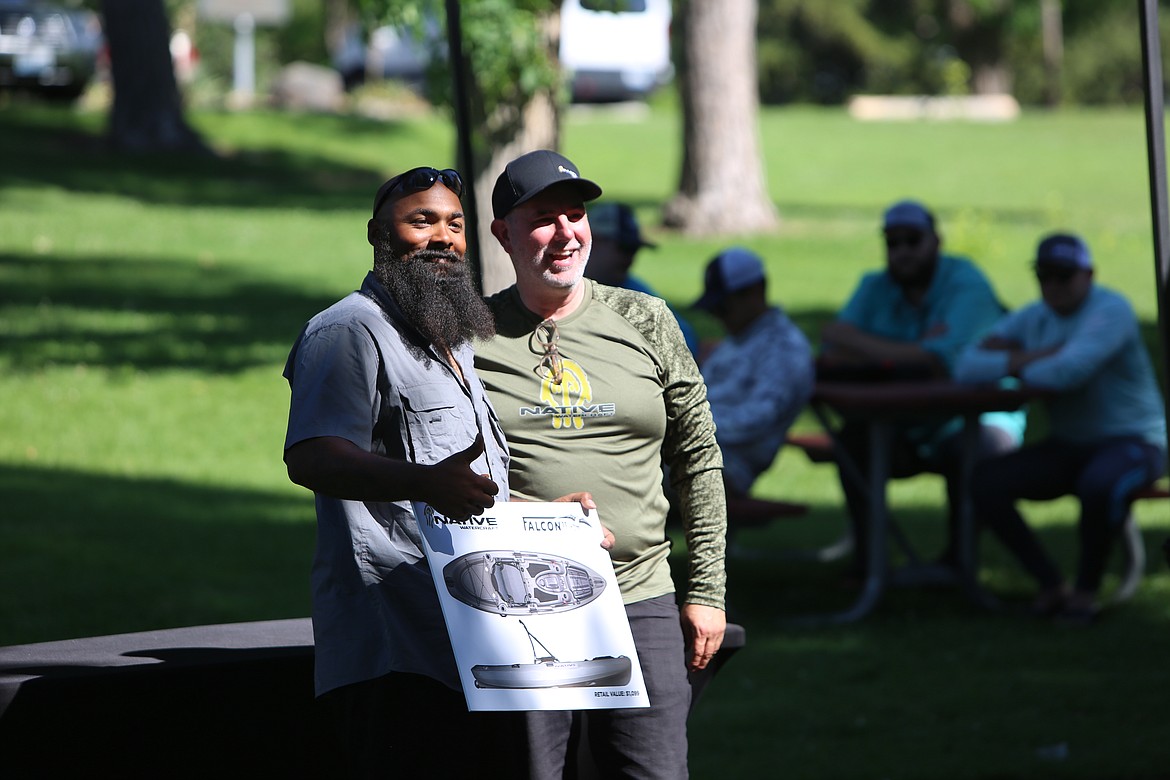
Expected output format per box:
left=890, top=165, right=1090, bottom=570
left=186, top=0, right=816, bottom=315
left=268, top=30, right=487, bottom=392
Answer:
left=372, top=245, right=496, bottom=352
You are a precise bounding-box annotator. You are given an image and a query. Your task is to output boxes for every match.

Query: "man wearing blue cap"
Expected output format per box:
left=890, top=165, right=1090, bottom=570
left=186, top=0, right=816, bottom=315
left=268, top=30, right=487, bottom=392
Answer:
left=956, top=232, right=1167, bottom=623
left=821, top=199, right=1023, bottom=577
left=694, top=246, right=814, bottom=502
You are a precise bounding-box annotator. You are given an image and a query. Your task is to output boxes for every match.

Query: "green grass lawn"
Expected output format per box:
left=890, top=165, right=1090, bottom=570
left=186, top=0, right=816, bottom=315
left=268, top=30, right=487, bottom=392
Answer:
left=1, top=101, right=1168, bottom=778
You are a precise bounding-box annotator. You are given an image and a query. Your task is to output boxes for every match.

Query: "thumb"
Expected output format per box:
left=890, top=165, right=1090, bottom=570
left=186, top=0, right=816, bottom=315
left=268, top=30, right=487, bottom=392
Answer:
left=453, top=433, right=485, bottom=464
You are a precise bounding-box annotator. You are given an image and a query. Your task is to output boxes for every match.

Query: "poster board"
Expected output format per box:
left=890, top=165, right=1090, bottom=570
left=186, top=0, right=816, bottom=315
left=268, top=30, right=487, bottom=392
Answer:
left=415, top=501, right=649, bottom=712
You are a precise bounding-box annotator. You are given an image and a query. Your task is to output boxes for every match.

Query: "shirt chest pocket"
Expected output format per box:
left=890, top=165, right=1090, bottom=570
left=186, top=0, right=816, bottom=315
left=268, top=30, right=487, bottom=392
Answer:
left=400, top=384, right=468, bottom=466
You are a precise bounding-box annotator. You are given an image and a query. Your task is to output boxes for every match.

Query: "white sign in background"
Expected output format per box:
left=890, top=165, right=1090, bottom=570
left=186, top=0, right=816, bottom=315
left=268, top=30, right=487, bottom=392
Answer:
left=414, top=501, right=649, bottom=712
left=197, top=0, right=290, bottom=25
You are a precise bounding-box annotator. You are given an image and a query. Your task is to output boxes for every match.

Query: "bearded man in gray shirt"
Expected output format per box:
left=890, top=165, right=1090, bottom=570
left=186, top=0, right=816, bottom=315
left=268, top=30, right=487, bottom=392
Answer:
left=284, top=167, right=536, bottom=778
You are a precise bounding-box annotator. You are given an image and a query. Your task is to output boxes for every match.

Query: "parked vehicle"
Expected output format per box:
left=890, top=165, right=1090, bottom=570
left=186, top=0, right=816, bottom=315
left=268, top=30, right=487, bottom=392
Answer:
left=559, top=0, right=673, bottom=102
left=333, top=1, right=673, bottom=103
left=332, top=18, right=437, bottom=90
left=0, top=0, right=101, bottom=100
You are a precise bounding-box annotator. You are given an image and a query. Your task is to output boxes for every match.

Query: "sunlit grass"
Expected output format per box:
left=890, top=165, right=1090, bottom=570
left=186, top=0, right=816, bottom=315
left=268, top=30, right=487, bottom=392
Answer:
left=1, top=101, right=1167, bottom=779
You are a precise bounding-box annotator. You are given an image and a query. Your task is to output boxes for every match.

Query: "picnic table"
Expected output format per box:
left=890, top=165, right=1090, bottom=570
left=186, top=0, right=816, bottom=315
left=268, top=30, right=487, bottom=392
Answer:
left=794, top=379, right=1040, bottom=624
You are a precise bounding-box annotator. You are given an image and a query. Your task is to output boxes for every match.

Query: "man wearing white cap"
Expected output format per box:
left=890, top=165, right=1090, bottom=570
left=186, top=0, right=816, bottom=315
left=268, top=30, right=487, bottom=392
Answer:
left=821, top=199, right=1023, bottom=578
left=956, top=232, right=1167, bottom=623
left=693, top=247, right=814, bottom=500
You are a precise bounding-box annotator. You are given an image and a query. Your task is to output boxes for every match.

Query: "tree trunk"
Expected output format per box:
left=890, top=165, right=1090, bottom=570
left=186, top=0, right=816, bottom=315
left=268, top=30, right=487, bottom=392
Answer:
left=324, top=0, right=353, bottom=57
left=663, top=0, right=778, bottom=235
left=101, top=0, right=207, bottom=153
left=472, top=9, right=560, bottom=296
left=946, top=0, right=1013, bottom=96
left=1040, top=0, right=1063, bottom=107
left=970, top=63, right=1011, bottom=95
left=475, top=93, right=559, bottom=295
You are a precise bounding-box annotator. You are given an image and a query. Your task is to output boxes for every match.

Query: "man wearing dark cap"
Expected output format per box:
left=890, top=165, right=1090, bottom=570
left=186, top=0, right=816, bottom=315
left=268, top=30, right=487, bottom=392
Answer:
left=585, top=201, right=699, bottom=355
left=475, top=149, right=727, bottom=779
left=282, top=167, right=538, bottom=776
left=694, top=246, right=813, bottom=501
left=820, top=199, right=1023, bottom=577
left=957, top=232, right=1167, bottom=623
left=581, top=201, right=654, bottom=287
left=589, top=204, right=697, bottom=357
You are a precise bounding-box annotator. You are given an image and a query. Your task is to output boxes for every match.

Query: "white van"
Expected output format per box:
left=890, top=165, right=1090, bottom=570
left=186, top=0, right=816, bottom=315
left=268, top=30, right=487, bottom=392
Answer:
left=559, top=0, right=673, bottom=102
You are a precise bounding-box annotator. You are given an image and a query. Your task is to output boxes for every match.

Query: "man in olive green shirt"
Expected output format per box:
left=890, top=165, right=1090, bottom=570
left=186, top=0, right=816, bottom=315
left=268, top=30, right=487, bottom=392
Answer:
left=475, top=150, right=726, bottom=780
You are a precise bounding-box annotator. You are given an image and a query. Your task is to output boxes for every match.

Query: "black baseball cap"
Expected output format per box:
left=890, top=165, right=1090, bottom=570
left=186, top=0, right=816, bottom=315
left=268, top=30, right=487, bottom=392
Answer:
left=491, top=150, right=602, bottom=219
left=590, top=202, right=657, bottom=250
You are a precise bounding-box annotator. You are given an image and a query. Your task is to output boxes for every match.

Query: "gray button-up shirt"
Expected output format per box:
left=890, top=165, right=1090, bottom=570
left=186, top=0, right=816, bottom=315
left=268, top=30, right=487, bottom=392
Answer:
left=284, top=272, right=509, bottom=695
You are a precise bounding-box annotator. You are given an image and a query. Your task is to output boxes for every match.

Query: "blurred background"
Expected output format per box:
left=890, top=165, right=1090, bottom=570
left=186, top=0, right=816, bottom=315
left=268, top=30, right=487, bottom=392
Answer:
left=2, top=2, right=1169, bottom=778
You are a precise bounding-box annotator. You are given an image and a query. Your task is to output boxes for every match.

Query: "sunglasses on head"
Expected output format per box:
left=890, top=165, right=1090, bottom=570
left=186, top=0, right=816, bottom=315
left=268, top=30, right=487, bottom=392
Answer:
left=374, top=167, right=464, bottom=216
left=1034, top=265, right=1078, bottom=283
left=884, top=231, right=926, bottom=250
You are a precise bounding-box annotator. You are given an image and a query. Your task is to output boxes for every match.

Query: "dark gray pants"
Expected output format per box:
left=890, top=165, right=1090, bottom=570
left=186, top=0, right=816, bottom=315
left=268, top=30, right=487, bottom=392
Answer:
left=321, top=670, right=528, bottom=779
left=972, top=436, right=1166, bottom=593
left=525, top=594, right=692, bottom=780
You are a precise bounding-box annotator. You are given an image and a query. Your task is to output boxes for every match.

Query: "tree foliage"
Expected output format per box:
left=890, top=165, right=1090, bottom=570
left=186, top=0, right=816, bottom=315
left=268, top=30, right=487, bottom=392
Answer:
left=756, top=0, right=1170, bottom=105
left=354, top=0, right=567, bottom=294
left=356, top=0, right=563, bottom=150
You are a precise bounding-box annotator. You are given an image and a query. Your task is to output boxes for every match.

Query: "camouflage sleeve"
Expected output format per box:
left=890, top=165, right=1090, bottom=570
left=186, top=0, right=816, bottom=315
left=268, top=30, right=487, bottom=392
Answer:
left=594, top=285, right=727, bottom=610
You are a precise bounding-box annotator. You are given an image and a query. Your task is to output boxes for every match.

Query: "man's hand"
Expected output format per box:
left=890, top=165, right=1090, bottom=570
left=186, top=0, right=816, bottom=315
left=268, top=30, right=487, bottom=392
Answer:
left=1007, top=343, right=1062, bottom=376
left=425, top=435, right=500, bottom=519
left=820, top=321, right=941, bottom=373
left=819, top=320, right=866, bottom=355
left=681, top=604, right=726, bottom=672
left=552, top=491, right=613, bottom=549
left=553, top=491, right=596, bottom=514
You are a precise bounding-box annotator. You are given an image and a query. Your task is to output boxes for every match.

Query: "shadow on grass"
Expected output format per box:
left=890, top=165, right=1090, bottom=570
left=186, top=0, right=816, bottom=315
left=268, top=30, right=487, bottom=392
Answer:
left=674, top=495, right=1169, bottom=628
left=672, top=503, right=1170, bottom=778
left=0, top=106, right=412, bottom=212
left=0, top=462, right=316, bottom=647
left=0, top=251, right=341, bottom=373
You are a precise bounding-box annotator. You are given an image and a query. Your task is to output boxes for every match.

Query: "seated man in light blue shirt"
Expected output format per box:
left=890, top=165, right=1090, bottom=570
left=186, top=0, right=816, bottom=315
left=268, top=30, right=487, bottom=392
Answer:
left=955, top=232, right=1167, bottom=623
left=821, top=199, right=1024, bottom=577
left=693, top=247, right=814, bottom=500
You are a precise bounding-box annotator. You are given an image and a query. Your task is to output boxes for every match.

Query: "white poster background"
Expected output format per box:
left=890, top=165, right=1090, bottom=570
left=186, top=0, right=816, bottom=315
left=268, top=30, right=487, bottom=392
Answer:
left=414, top=501, right=649, bottom=712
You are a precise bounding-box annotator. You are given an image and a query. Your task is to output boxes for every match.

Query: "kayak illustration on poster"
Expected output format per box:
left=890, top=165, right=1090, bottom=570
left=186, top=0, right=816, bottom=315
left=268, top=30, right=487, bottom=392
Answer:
left=414, top=501, right=650, bottom=712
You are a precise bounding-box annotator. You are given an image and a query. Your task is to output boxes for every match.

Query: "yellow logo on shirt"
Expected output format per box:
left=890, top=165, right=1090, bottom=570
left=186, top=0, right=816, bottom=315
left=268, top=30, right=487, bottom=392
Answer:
left=518, top=357, right=616, bottom=429
left=542, top=358, right=590, bottom=429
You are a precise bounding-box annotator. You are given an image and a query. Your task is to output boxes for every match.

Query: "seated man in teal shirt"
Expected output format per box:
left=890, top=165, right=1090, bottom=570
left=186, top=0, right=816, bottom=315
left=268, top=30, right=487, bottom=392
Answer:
left=821, top=199, right=1024, bottom=578
left=956, top=232, right=1167, bottom=623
